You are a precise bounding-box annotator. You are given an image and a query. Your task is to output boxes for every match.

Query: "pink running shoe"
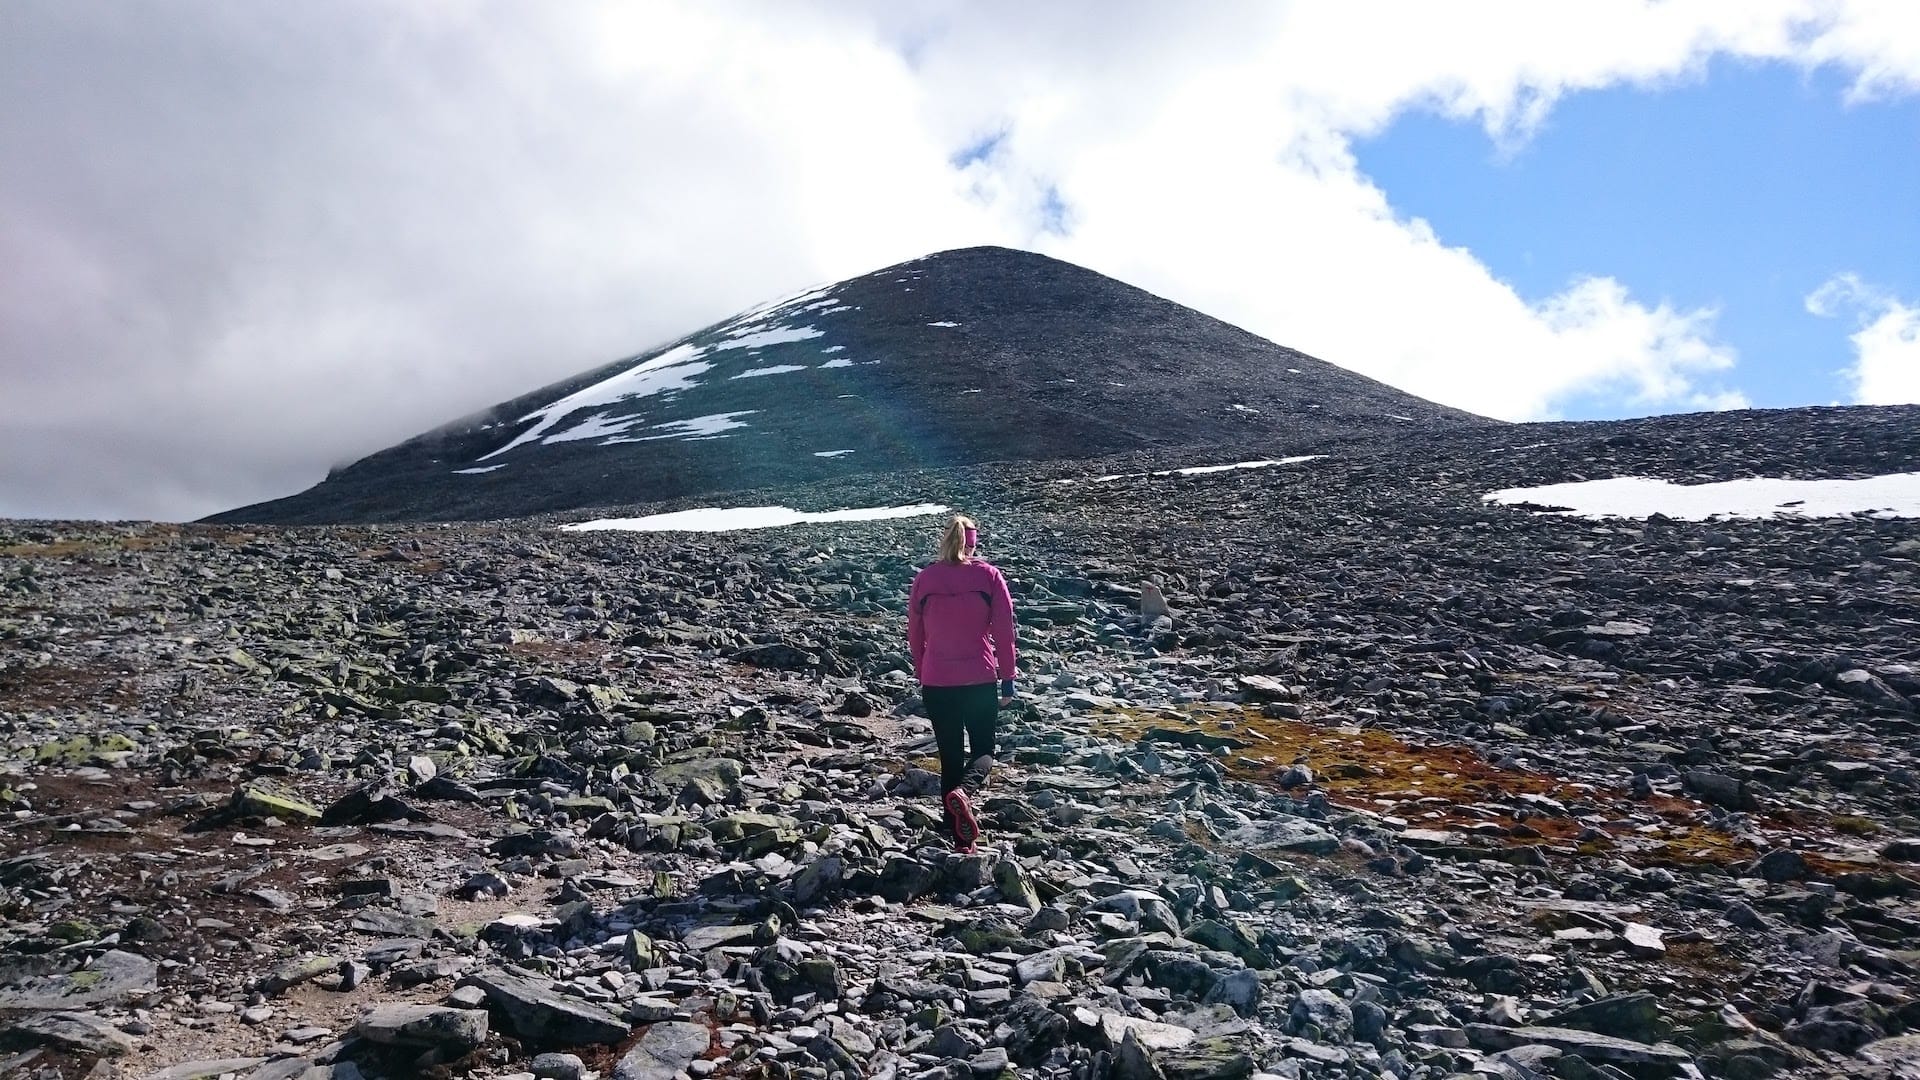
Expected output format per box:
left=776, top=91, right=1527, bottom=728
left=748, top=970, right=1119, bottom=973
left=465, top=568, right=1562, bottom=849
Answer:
left=944, top=788, right=980, bottom=852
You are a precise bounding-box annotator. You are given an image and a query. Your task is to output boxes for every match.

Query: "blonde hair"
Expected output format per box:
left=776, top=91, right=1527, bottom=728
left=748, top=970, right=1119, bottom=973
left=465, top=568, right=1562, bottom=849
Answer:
left=937, top=514, right=977, bottom=564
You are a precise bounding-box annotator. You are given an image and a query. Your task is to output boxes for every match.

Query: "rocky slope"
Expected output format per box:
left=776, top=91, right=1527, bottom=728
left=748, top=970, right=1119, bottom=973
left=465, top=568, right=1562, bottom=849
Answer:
left=5, top=404, right=1920, bottom=1080
left=210, top=247, right=1489, bottom=526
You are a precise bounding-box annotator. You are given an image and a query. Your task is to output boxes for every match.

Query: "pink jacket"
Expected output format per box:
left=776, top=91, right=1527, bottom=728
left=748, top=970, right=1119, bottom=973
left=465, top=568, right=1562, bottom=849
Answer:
left=908, top=558, right=1017, bottom=688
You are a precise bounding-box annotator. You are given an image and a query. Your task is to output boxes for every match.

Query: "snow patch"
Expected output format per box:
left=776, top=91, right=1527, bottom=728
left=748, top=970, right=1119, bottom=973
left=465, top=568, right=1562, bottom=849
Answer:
left=1230, top=404, right=1259, bottom=414
left=1386, top=414, right=1417, bottom=422
left=478, top=344, right=711, bottom=461
left=714, top=325, right=824, bottom=351
left=928, top=320, right=960, bottom=328
left=547, top=412, right=644, bottom=445
left=453, top=464, right=505, bottom=475
left=603, top=411, right=758, bottom=444
left=562, top=502, right=949, bottom=533
left=1060, top=456, right=1324, bottom=485
left=1162, top=456, right=1322, bottom=477
left=725, top=283, right=835, bottom=328
left=1485, top=473, right=1920, bottom=520
left=732, top=364, right=808, bottom=379
left=819, top=358, right=854, bottom=369
left=813, top=449, right=855, bottom=458
left=822, top=345, right=846, bottom=354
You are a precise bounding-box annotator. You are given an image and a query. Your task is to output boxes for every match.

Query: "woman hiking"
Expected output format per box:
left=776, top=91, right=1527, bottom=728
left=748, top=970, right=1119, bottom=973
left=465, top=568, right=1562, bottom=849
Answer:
left=908, top=514, right=1017, bottom=853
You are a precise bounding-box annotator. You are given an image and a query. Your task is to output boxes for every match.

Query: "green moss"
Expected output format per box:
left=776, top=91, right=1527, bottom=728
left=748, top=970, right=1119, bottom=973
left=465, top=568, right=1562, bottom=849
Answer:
left=33, top=733, right=138, bottom=765
left=1832, top=815, right=1880, bottom=836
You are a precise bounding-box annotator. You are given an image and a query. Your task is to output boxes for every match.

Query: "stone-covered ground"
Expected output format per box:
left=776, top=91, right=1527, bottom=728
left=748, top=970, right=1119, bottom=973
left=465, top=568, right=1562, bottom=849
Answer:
left=3, top=405, right=1920, bottom=1080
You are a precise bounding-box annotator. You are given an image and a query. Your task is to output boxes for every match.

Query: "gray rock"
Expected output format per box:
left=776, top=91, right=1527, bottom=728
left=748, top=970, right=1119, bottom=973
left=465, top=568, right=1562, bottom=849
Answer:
left=1352, top=999, right=1387, bottom=1042
left=8, top=1011, right=137, bottom=1056
left=1545, top=991, right=1661, bottom=1042
left=1081, top=1009, right=1197, bottom=1053
left=355, top=1003, right=487, bottom=1050
left=530, top=1051, right=587, bottom=1080
left=931, top=1023, right=985, bottom=1058
left=143, top=1060, right=270, bottom=1080
left=0, top=950, right=157, bottom=1010
left=623, top=930, right=656, bottom=969
left=997, top=992, right=1069, bottom=1065
left=680, top=923, right=757, bottom=952
left=969, top=1045, right=1010, bottom=1076
left=1755, top=848, right=1807, bottom=882
left=993, top=859, right=1041, bottom=913
left=1113, top=1027, right=1168, bottom=1080
left=1203, top=969, right=1262, bottom=1018
left=459, top=969, right=629, bottom=1046
left=1224, top=818, right=1338, bottom=856
left=1465, top=1023, right=1693, bottom=1067
left=1090, top=889, right=1183, bottom=935
left=1015, top=948, right=1075, bottom=985
left=1183, top=919, right=1263, bottom=966
left=245, top=1059, right=319, bottom=1080
left=792, top=855, right=845, bottom=906
left=614, top=1020, right=711, bottom=1080
left=876, top=856, right=938, bottom=903
left=1860, top=1034, right=1920, bottom=1068
left=1290, top=988, right=1353, bottom=1041
left=1621, top=922, right=1665, bottom=958
left=1683, top=770, right=1759, bottom=810
left=653, top=757, right=743, bottom=804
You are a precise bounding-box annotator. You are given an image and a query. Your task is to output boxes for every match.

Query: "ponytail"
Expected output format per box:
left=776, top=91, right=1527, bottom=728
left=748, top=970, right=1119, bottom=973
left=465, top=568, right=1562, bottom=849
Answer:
left=937, top=514, right=977, bottom=564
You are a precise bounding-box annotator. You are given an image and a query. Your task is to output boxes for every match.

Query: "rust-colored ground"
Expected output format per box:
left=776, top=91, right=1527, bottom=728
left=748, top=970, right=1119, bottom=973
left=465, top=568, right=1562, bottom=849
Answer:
left=1094, top=705, right=1914, bottom=884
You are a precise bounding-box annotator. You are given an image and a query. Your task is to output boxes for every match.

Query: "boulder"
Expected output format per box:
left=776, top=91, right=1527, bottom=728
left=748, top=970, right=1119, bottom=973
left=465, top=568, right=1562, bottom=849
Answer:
left=459, top=969, right=629, bottom=1046
left=613, top=1021, right=712, bottom=1080
left=355, top=1003, right=488, bottom=1050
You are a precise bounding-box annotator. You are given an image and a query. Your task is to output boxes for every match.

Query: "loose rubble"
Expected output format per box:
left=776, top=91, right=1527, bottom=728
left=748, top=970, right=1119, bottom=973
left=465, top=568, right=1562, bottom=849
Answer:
left=3, top=405, right=1920, bottom=1079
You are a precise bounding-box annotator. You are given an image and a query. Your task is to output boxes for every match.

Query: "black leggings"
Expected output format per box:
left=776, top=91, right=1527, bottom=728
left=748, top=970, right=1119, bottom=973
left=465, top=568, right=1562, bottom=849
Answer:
left=923, top=683, right=997, bottom=795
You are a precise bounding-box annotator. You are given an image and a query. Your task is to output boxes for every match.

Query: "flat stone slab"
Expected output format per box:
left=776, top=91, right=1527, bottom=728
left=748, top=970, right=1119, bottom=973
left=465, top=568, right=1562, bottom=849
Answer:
left=614, top=1020, right=712, bottom=1080
left=1860, top=1034, right=1920, bottom=1067
left=356, top=1003, right=488, bottom=1049
left=1032, top=774, right=1119, bottom=793
left=1071, top=1007, right=1197, bottom=1052
left=7, top=1011, right=137, bottom=1056
left=1224, top=818, right=1339, bottom=856
left=144, top=1059, right=269, bottom=1080
left=459, top=970, right=628, bottom=1046
left=1465, top=1024, right=1692, bottom=1066
left=0, top=951, right=158, bottom=1011
left=681, top=924, right=757, bottom=952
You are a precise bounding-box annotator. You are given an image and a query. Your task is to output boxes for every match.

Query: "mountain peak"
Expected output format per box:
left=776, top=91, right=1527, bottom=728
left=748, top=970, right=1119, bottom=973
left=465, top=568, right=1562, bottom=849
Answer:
left=212, top=248, right=1491, bottom=524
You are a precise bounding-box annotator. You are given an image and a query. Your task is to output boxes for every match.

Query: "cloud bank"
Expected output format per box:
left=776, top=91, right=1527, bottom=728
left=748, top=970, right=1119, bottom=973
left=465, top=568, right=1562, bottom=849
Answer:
left=1, top=1, right=1915, bottom=519
left=1808, top=273, right=1920, bottom=405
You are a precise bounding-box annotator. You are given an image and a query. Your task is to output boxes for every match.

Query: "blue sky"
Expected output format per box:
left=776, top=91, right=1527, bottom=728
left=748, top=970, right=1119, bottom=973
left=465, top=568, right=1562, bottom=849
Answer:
left=1355, top=61, right=1920, bottom=418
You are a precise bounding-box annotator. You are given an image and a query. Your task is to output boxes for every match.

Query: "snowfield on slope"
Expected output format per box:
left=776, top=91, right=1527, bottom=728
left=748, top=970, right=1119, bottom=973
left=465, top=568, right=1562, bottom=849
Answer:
left=1486, top=472, right=1920, bottom=519
left=561, top=502, right=949, bottom=533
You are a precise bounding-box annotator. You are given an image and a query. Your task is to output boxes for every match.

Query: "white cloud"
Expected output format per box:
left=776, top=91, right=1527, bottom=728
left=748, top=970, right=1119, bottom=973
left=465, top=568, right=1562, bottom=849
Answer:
left=0, top=1, right=1915, bottom=517
left=1808, top=273, right=1920, bottom=404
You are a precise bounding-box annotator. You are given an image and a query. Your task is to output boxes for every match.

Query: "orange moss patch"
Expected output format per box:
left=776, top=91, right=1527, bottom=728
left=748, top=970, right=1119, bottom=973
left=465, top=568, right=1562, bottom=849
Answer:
left=1093, top=705, right=1909, bottom=880
left=1104, top=704, right=1594, bottom=831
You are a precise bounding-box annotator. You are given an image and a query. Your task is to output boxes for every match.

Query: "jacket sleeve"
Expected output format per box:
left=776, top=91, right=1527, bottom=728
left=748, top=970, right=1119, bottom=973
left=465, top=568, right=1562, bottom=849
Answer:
left=907, top=571, right=926, bottom=680
left=989, top=566, right=1017, bottom=682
